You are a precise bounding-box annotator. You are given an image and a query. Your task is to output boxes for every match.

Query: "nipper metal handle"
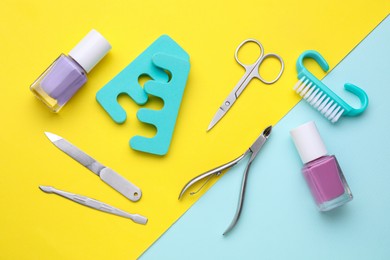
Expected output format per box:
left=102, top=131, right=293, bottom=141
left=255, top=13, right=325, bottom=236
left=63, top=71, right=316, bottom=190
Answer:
left=178, top=153, right=246, bottom=199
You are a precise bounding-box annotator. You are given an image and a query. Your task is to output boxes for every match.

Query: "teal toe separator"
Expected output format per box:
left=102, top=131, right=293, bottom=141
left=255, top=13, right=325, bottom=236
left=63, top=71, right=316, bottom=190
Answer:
left=297, top=50, right=368, bottom=117
left=96, top=36, right=173, bottom=123
left=131, top=53, right=190, bottom=155
left=96, top=35, right=190, bottom=155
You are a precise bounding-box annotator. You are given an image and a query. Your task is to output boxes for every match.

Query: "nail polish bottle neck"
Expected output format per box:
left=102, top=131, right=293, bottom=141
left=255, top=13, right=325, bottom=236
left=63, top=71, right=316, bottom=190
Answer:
left=305, top=155, right=332, bottom=166
left=67, top=54, right=88, bottom=74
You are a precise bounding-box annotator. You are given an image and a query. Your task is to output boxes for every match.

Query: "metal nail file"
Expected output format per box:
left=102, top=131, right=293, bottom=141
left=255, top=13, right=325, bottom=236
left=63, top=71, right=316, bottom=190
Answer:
left=44, top=132, right=142, bottom=202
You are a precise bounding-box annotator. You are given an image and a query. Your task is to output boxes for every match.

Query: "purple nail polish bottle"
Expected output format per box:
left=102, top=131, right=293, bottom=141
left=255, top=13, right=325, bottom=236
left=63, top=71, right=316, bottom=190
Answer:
left=30, top=29, right=111, bottom=112
left=290, top=121, right=353, bottom=211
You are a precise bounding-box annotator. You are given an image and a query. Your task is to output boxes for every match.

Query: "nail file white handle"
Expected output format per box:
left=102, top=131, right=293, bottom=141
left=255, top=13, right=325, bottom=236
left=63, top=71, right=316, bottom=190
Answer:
left=39, top=186, right=147, bottom=225
left=100, top=168, right=142, bottom=202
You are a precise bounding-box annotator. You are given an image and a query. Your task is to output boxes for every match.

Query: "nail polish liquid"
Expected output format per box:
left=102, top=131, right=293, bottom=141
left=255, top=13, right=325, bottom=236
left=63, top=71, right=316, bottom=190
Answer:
left=30, top=29, right=111, bottom=112
left=290, top=121, right=352, bottom=211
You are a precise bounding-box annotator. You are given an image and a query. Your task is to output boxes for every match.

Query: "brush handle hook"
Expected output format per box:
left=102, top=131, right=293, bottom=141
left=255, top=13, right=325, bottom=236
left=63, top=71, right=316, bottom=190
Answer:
left=296, top=50, right=329, bottom=73
left=296, top=50, right=368, bottom=117
left=342, top=83, right=369, bottom=116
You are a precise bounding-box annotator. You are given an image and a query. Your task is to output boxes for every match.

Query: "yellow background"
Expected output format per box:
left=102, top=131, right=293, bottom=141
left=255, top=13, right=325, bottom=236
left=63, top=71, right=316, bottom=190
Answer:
left=0, top=0, right=388, bottom=259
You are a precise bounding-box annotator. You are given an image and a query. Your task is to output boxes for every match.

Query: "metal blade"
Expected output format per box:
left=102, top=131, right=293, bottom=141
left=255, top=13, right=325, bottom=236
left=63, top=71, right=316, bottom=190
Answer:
left=207, top=108, right=226, bottom=131
left=249, top=126, right=272, bottom=157
left=207, top=95, right=238, bottom=131
left=44, top=132, right=105, bottom=175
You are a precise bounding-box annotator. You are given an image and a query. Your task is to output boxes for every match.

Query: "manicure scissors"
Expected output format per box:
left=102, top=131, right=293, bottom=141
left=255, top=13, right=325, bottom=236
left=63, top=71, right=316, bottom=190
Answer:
left=179, top=126, right=272, bottom=235
left=207, top=39, right=284, bottom=131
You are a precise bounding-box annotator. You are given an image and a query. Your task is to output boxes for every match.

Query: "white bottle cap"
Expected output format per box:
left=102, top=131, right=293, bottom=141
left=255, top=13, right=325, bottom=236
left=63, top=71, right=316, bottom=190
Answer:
left=290, top=121, right=328, bottom=164
left=69, top=29, right=111, bottom=73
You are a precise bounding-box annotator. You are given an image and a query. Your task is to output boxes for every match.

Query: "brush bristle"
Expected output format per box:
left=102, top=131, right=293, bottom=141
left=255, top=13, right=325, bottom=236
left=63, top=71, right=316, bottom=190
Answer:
left=294, top=77, right=344, bottom=123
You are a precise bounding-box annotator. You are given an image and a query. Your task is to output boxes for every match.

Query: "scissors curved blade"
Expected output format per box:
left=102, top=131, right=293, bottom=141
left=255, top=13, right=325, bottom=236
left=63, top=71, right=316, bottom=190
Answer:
left=207, top=93, right=237, bottom=131
left=207, top=108, right=226, bottom=131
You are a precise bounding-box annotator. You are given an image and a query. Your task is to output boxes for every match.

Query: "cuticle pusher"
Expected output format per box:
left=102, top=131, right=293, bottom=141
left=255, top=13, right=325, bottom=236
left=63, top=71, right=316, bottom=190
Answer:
left=39, top=186, right=147, bottom=225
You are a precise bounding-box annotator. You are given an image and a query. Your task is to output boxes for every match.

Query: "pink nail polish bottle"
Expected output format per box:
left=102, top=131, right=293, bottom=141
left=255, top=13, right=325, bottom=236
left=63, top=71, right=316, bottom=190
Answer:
left=290, top=121, right=353, bottom=211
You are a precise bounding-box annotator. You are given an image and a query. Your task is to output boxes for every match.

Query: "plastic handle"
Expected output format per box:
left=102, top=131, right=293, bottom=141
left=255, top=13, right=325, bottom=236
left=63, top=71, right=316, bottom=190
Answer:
left=99, top=168, right=142, bottom=202
left=296, top=50, right=369, bottom=117
left=296, top=50, right=329, bottom=73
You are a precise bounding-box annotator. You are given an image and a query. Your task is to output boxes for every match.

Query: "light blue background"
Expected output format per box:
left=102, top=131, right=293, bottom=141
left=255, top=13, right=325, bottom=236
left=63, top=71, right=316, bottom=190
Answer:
left=141, top=15, right=390, bottom=260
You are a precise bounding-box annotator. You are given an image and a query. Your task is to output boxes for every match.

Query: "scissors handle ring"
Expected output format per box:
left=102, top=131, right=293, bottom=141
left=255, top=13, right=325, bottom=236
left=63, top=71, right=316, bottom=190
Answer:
left=234, top=38, right=264, bottom=68
left=257, top=53, right=285, bottom=84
